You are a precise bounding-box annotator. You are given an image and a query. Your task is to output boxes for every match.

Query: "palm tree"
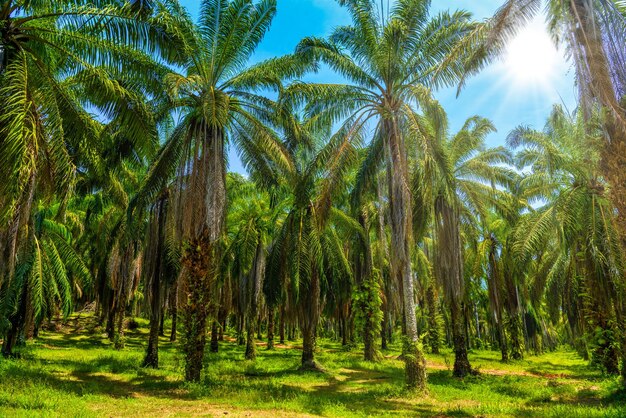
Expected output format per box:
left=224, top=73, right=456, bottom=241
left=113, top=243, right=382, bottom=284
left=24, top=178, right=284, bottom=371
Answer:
left=442, top=0, right=626, bottom=294
left=293, top=0, right=477, bottom=389
left=508, top=106, right=625, bottom=373
left=225, top=181, right=284, bottom=360
left=0, top=0, right=175, bottom=236
left=264, top=109, right=360, bottom=370
left=131, top=0, right=305, bottom=382
left=1, top=202, right=91, bottom=356
left=414, top=107, right=514, bottom=375
left=0, top=0, right=178, bottom=351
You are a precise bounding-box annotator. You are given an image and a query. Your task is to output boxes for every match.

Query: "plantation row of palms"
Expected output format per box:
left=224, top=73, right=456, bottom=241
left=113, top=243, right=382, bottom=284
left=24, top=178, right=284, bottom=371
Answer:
left=1, top=0, right=626, bottom=392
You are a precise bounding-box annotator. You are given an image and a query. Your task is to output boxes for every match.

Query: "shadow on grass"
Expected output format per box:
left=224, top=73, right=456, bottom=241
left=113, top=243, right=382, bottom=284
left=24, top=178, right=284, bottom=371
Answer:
left=5, top=319, right=626, bottom=417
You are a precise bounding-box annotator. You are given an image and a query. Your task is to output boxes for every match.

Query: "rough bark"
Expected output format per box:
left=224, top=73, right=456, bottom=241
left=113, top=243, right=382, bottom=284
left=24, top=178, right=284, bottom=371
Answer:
left=451, top=300, right=472, bottom=377
left=210, top=320, right=219, bottom=353
left=435, top=197, right=473, bottom=377
left=144, top=196, right=168, bottom=368
left=381, top=307, right=389, bottom=350
left=385, top=119, right=426, bottom=389
left=426, top=283, right=441, bottom=354
left=169, top=280, right=178, bottom=342
left=245, top=243, right=265, bottom=360
left=180, top=126, right=226, bottom=383
left=180, top=232, right=215, bottom=382
left=279, top=304, right=286, bottom=344
left=300, top=269, right=321, bottom=370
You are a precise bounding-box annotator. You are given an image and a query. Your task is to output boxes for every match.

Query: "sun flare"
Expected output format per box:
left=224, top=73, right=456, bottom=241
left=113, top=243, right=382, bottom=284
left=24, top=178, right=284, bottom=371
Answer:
left=505, top=24, right=559, bottom=87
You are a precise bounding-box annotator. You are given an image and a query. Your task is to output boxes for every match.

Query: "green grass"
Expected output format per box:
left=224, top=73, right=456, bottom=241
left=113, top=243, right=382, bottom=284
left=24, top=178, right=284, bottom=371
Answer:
left=1, top=315, right=625, bottom=417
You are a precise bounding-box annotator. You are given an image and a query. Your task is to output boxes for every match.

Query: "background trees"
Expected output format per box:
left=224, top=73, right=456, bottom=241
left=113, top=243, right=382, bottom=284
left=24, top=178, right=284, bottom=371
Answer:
left=1, top=0, right=626, bottom=396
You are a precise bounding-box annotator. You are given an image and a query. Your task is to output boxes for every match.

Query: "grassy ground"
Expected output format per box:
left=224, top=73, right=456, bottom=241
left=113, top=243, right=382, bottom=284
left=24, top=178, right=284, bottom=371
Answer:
left=1, top=315, right=625, bottom=417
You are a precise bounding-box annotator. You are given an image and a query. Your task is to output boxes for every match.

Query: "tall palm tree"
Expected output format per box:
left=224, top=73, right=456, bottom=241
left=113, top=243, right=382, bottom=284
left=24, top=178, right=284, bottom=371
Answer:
left=442, top=0, right=626, bottom=288
left=509, top=106, right=625, bottom=373
left=293, top=0, right=477, bottom=389
left=225, top=181, right=284, bottom=360
left=414, top=108, right=514, bottom=375
left=265, top=109, right=360, bottom=370
left=131, top=0, right=305, bottom=382
left=0, top=0, right=178, bottom=350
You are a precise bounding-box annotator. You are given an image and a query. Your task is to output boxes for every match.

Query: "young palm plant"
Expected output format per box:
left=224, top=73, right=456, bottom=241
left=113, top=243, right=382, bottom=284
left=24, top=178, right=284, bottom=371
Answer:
left=1, top=202, right=91, bottom=356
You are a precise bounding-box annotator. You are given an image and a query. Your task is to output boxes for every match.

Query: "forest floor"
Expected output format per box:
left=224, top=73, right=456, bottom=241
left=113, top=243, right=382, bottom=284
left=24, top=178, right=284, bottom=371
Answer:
left=1, top=315, right=625, bottom=417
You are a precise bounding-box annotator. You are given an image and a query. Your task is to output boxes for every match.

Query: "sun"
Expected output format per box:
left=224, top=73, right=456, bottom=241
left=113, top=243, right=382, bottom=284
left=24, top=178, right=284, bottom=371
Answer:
left=505, top=23, right=559, bottom=87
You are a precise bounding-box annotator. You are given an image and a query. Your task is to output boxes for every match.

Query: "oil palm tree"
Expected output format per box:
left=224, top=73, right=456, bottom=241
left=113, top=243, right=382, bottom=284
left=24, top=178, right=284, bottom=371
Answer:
left=130, top=0, right=306, bottom=382
left=442, top=0, right=626, bottom=277
left=0, top=0, right=179, bottom=352
left=264, top=109, right=360, bottom=370
left=292, top=0, right=477, bottom=389
left=1, top=202, right=91, bottom=356
left=509, top=106, right=625, bottom=373
left=414, top=107, right=514, bottom=375
left=225, top=181, right=284, bottom=360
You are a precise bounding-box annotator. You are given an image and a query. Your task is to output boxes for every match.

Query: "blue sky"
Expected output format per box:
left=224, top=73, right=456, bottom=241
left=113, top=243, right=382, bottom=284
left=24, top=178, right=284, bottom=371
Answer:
left=180, top=0, right=577, bottom=174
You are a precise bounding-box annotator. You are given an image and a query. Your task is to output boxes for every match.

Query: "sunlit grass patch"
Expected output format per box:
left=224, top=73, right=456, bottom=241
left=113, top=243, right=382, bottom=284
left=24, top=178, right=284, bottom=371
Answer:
left=0, top=316, right=625, bottom=417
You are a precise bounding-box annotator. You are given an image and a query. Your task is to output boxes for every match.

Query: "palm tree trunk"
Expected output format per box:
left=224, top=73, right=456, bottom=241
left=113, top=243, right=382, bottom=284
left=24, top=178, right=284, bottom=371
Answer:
left=279, top=304, right=286, bottom=344
left=144, top=196, right=167, bottom=368
left=181, top=126, right=226, bottom=383
left=505, top=276, right=524, bottom=360
left=451, top=299, right=472, bottom=377
left=245, top=242, right=266, bottom=360
left=169, top=280, right=178, bottom=342
left=245, top=319, right=256, bottom=360
left=159, top=311, right=165, bottom=337
left=237, top=314, right=245, bottom=345
left=385, top=120, right=426, bottom=389
left=381, top=305, right=388, bottom=350
left=436, top=198, right=473, bottom=376
left=426, top=283, right=440, bottom=354
left=300, top=269, right=321, bottom=370
left=487, top=237, right=508, bottom=361
left=210, top=320, right=219, bottom=353
left=2, top=279, right=29, bottom=358
left=267, top=306, right=275, bottom=350
left=144, top=292, right=161, bottom=368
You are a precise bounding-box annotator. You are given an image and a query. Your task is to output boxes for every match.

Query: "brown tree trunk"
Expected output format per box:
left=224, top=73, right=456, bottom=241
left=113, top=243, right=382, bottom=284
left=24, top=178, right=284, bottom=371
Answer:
left=487, top=236, right=508, bottom=361
left=451, top=300, right=472, bottom=377
left=267, top=307, right=275, bottom=350
left=181, top=233, right=215, bottom=382
left=435, top=197, right=472, bottom=377
left=426, top=284, right=441, bottom=354
left=300, top=269, right=321, bottom=370
left=246, top=243, right=265, bottom=360
left=237, top=314, right=245, bottom=345
left=144, top=197, right=167, bottom=368
left=245, top=319, right=256, bottom=360
left=279, top=304, right=286, bottom=344
left=210, top=320, right=219, bottom=353
left=180, top=127, right=226, bottom=383
left=2, top=279, right=28, bottom=357
left=169, top=280, right=178, bottom=342
left=381, top=306, right=388, bottom=350
left=159, top=311, right=165, bottom=337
